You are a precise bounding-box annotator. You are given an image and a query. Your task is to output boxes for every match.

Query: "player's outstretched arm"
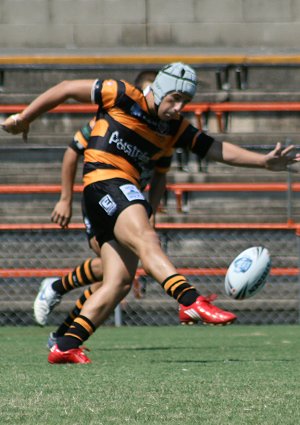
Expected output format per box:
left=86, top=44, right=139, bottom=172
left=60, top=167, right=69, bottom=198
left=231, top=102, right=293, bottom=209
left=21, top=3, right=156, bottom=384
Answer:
left=0, top=113, right=30, bottom=141
left=51, top=147, right=80, bottom=228
left=264, top=142, right=300, bottom=171
left=207, top=140, right=300, bottom=171
left=0, top=80, right=94, bottom=141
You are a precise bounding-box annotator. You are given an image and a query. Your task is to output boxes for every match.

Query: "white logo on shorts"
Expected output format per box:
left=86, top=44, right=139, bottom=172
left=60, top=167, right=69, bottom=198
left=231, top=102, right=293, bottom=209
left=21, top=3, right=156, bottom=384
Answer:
left=99, top=194, right=117, bottom=216
left=120, top=184, right=145, bottom=201
left=83, top=216, right=92, bottom=233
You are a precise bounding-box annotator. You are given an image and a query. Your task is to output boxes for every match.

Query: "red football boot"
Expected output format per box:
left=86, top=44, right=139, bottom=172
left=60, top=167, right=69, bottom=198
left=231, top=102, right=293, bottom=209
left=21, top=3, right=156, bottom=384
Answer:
left=48, top=344, right=91, bottom=364
left=179, top=295, right=237, bottom=325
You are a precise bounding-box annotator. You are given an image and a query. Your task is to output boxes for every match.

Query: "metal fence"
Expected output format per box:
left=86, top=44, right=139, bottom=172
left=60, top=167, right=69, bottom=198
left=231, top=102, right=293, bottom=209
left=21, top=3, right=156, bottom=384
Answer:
left=0, top=224, right=299, bottom=326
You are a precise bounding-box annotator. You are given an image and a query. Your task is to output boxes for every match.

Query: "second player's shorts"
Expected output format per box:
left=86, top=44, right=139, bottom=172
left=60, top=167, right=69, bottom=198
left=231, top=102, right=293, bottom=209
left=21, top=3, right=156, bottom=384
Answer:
left=81, top=197, right=96, bottom=247
left=84, top=178, right=152, bottom=246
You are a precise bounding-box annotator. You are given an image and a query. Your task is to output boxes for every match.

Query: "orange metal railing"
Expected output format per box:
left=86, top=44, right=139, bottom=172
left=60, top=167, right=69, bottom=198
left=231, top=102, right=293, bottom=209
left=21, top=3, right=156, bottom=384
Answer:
left=2, top=102, right=300, bottom=132
left=1, top=182, right=299, bottom=213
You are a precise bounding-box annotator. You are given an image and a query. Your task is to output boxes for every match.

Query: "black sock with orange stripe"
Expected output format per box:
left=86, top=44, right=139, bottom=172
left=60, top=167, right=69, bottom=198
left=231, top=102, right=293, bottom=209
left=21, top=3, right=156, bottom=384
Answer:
left=52, top=258, right=97, bottom=295
left=161, top=274, right=199, bottom=306
left=54, top=287, right=94, bottom=337
left=57, top=315, right=96, bottom=351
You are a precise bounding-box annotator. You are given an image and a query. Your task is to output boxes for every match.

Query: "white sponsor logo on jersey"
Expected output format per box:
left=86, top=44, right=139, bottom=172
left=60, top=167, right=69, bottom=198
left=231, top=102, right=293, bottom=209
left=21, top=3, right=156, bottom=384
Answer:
left=108, top=131, right=150, bottom=164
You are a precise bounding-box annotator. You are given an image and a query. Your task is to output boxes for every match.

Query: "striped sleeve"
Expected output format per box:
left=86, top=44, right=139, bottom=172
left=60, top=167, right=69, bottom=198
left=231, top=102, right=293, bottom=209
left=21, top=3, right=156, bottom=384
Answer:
left=154, top=153, right=173, bottom=174
left=190, top=131, right=215, bottom=158
left=91, top=79, right=103, bottom=106
left=175, top=122, right=215, bottom=159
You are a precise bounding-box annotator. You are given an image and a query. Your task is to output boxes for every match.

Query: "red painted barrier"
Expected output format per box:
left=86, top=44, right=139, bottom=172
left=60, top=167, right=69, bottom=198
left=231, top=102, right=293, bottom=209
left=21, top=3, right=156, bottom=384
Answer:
left=2, top=101, right=300, bottom=132
left=1, top=182, right=299, bottom=213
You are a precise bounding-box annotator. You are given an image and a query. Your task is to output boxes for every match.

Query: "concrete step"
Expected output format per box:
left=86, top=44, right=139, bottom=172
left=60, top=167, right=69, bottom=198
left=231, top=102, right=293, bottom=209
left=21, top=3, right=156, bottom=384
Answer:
left=2, top=134, right=297, bottom=151
left=0, top=165, right=292, bottom=185
left=2, top=64, right=300, bottom=94
left=2, top=68, right=151, bottom=94
left=0, top=67, right=218, bottom=96
left=2, top=89, right=300, bottom=104
left=227, top=91, right=300, bottom=102
left=0, top=162, right=82, bottom=184
left=0, top=184, right=300, bottom=223
left=0, top=144, right=296, bottom=183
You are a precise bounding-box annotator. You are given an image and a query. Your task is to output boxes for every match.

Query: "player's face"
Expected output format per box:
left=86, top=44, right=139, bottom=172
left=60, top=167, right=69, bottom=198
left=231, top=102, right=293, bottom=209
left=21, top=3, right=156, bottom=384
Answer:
left=158, top=92, right=192, bottom=121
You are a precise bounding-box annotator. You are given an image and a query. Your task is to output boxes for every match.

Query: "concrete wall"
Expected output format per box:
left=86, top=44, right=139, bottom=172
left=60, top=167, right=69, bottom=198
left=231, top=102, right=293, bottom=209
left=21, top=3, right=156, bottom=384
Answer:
left=1, top=0, right=300, bottom=49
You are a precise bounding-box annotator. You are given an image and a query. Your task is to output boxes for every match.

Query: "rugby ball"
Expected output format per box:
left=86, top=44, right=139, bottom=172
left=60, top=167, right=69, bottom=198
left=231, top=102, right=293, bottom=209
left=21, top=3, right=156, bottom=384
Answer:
left=224, top=246, right=271, bottom=300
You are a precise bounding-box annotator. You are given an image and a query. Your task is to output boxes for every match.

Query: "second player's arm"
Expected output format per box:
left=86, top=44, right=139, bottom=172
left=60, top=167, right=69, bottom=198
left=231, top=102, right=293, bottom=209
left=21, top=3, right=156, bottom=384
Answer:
left=147, top=170, right=167, bottom=227
left=148, top=170, right=167, bottom=214
left=51, top=147, right=79, bottom=228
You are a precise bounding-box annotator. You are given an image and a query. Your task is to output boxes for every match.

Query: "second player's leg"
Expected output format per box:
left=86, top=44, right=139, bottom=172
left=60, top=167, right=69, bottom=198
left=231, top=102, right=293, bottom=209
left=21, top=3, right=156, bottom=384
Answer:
left=79, top=240, right=138, bottom=328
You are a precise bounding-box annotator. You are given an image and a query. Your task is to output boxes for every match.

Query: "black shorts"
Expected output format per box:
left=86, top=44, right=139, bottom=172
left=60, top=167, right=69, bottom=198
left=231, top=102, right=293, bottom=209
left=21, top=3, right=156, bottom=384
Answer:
left=83, top=178, right=152, bottom=247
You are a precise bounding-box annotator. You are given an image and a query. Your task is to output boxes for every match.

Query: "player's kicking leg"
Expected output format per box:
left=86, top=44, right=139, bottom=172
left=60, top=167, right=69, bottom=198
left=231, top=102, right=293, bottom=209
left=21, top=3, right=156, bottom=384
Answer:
left=179, top=294, right=236, bottom=325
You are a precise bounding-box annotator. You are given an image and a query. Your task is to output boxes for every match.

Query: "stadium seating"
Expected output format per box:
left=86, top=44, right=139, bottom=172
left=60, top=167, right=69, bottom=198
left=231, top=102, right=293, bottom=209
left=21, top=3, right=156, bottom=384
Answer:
left=1, top=53, right=300, bottom=325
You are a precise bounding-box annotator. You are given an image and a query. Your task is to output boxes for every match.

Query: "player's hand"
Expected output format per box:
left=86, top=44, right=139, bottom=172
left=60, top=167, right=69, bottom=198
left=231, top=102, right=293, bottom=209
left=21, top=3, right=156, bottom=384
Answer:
left=265, top=142, right=300, bottom=172
left=0, top=114, right=30, bottom=142
left=51, top=200, right=72, bottom=228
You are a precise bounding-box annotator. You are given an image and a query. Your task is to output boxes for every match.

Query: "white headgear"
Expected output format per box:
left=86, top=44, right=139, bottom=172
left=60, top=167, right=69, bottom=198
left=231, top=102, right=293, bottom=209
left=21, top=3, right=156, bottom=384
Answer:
left=151, top=62, right=197, bottom=106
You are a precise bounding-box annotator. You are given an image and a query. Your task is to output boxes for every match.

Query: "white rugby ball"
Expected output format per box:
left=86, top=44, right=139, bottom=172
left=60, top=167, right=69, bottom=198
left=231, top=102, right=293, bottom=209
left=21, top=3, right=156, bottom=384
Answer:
left=224, top=246, right=271, bottom=300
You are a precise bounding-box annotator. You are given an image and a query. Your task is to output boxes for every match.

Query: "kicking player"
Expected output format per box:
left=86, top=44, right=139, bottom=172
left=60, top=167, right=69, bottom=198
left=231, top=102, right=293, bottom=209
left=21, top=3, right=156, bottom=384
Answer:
left=2, top=62, right=299, bottom=364
left=35, top=71, right=159, bottom=348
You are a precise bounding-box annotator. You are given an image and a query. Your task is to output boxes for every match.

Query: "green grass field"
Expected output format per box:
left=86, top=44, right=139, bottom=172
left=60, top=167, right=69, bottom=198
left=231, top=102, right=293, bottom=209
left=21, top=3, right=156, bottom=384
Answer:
left=0, top=325, right=299, bottom=425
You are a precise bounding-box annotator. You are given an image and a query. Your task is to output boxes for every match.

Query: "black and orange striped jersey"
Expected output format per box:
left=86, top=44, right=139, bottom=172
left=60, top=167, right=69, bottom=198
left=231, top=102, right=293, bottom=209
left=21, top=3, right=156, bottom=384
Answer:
left=83, top=79, right=214, bottom=188
left=69, top=116, right=169, bottom=191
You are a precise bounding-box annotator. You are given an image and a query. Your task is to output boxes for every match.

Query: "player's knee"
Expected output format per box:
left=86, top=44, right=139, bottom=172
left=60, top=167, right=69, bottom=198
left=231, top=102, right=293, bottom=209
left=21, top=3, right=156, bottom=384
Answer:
left=91, top=257, right=103, bottom=279
left=90, top=237, right=101, bottom=256
left=102, top=276, right=132, bottom=301
left=120, top=280, right=131, bottom=298
left=119, top=275, right=133, bottom=293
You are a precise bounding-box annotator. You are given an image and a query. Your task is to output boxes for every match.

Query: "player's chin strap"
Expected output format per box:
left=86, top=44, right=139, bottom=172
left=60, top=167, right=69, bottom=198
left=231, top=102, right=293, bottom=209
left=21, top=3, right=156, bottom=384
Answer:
left=144, top=85, right=159, bottom=113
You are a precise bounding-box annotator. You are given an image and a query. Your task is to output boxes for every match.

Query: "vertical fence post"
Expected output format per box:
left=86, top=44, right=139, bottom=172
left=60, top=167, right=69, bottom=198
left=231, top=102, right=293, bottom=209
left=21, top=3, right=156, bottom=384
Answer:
left=285, top=139, right=293, bottom=223
left=114, top=303, right=122, bottom=327
left=286, top=169, right=293, bottom=222
left=297, top=229, right=300, bottom=324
